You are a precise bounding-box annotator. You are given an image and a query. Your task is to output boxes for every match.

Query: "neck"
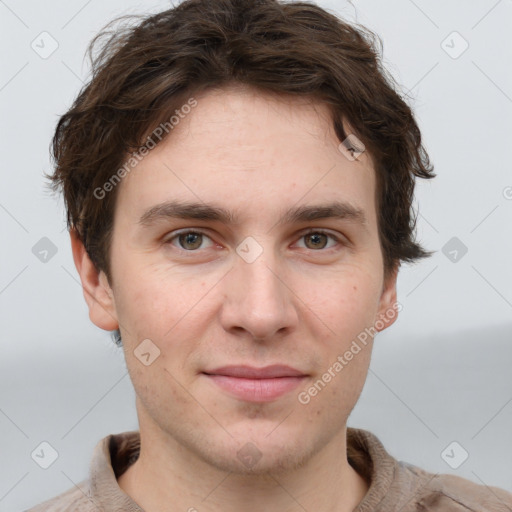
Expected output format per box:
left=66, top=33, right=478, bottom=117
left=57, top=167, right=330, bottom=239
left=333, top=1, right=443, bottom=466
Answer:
left=118, top=419, right=369, bottom=512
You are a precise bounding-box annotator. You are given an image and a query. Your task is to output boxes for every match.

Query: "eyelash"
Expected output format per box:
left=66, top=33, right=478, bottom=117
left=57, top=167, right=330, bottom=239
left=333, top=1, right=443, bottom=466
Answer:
left=163, top=228, right=345, bottom=253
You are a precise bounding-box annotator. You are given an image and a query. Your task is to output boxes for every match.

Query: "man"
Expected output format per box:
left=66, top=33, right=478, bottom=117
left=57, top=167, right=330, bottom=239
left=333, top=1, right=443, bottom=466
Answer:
left=27, top=0, right=512, bottom=510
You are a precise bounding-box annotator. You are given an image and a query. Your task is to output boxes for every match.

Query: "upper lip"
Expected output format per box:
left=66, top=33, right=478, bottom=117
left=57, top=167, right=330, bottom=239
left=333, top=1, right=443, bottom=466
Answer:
left=203, top=365, right=306, bottom=379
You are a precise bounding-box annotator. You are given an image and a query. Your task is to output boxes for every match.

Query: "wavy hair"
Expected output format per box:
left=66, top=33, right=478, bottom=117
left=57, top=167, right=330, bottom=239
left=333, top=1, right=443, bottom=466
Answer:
left=46, top=0, right=435, bottom=345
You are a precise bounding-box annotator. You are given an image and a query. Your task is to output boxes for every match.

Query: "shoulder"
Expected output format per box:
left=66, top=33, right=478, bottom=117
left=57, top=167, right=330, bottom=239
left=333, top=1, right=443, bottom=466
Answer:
left=24, top=479, right=97, bottom=512
left=395, top=460, right=512, bottom=512
left=24, top=430, right=141, bottom=511
left=349, top=428, right=512, bottom=512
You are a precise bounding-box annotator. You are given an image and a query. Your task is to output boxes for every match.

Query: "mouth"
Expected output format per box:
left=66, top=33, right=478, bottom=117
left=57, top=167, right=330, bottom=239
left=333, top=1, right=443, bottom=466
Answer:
left=202, top=365, right=308, bottom=402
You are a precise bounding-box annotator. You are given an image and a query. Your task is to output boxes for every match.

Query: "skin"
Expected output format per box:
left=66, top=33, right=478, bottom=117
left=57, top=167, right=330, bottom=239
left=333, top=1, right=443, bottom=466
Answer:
left=71, top=83, right=399, bottom=512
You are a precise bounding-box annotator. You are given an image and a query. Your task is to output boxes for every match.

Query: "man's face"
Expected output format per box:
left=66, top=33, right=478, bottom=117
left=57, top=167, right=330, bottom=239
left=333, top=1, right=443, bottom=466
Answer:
left=85, top=85, right=398, bottom=474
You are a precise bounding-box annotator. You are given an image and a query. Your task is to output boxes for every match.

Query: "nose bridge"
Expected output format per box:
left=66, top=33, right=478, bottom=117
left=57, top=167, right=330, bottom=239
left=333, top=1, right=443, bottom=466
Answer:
left=221, top=241, right=297, bottom=339
left=241, top=253, right=281, bottom=304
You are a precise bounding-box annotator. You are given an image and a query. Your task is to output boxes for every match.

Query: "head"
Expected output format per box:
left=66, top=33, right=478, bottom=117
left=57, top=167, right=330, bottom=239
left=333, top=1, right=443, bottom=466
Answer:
left=49, top=0, right=434, bottom=474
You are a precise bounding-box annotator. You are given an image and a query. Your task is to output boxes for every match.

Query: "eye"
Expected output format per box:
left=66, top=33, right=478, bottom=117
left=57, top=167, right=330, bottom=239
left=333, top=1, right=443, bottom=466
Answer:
left=296, top=230, right=342, bottom=251
left=163, top=228, right=344, bottom=253
left=165, top=230, right=214, bottom=251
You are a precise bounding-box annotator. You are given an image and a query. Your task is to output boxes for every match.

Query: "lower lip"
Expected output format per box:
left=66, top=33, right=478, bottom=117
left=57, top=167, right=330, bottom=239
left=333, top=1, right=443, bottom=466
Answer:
left=205, top=374, right=306, bottom=402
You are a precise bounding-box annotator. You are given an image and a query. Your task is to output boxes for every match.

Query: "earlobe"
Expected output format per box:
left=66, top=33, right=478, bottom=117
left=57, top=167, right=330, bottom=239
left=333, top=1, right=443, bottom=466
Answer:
left=69, top=229, right=119, bottom=331
left=375, top=263, right=400, bottom=333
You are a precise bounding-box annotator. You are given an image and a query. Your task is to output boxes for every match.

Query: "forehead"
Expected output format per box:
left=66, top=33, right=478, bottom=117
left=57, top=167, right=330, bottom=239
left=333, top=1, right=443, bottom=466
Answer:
left=114, top=85, right=377, bottom=230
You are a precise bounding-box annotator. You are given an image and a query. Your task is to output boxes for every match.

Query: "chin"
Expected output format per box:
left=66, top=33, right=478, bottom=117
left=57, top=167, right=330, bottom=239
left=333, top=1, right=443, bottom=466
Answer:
left=195, top=427, right=320, bottom=476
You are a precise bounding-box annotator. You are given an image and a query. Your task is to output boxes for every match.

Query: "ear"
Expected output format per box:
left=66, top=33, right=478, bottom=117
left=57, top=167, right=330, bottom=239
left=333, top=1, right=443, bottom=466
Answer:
left=375, top=262, right=400, bottom=333
left=69, top=229, right=119, bottom=331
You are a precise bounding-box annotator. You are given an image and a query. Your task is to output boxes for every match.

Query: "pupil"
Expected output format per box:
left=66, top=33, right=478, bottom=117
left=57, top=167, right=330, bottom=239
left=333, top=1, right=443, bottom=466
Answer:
left=180, top=233, right=201, bottom=249
left=308, top=233, right=326, bottom=249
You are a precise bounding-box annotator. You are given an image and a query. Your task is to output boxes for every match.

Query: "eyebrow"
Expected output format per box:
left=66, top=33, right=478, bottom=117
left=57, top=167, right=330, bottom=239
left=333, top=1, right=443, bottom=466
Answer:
left=138, top=200, right=369, bottom=231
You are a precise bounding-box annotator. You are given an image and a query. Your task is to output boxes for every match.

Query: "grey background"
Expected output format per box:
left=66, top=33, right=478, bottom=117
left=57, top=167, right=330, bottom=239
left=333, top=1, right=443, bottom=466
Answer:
left=1, top=0, right=511, bottom=510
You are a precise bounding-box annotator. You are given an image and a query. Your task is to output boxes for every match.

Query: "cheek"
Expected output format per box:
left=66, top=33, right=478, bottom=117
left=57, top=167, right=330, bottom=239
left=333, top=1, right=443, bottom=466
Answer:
left=297, top=347, right=372, bottom=435
left=300, top=269, right=381, bottom=339
left=113, top=263, right=208, bottom=341
left=114, top=267, right=218, bottom=391
left=128, top=356, right=201, bottom=431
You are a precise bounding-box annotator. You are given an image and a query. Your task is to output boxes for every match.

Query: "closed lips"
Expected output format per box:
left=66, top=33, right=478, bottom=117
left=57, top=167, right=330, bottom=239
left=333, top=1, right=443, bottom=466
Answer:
left=203, top=365, right=307, bottom=378
left=202, top=365, right=308, bottom=402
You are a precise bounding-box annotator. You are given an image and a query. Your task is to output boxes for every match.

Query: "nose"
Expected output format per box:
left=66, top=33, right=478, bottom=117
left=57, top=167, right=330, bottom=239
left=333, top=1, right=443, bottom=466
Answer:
left=219, top=248, right=298, bottom=341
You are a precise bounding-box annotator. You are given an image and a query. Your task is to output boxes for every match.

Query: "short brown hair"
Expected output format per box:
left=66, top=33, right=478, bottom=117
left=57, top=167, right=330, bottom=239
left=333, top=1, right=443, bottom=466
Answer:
left=47, top=0, right=435, bottom=310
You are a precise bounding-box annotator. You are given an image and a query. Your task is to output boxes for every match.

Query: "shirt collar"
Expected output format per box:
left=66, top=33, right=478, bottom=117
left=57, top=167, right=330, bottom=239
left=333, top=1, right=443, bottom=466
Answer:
left=88, top=427, right=397, bottom=511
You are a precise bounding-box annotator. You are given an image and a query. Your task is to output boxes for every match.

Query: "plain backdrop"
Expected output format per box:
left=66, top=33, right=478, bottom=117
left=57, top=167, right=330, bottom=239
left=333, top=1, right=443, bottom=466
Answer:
left=1, top=0, right=511, bottom=510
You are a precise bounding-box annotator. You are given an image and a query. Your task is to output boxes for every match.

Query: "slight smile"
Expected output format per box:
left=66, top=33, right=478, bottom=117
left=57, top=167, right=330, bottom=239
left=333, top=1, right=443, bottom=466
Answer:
left=202, top=365, right=309, bottom=402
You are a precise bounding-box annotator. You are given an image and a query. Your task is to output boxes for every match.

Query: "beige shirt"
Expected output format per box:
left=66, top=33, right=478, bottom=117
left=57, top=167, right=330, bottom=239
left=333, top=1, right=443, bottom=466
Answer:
left=26, top=428, right=512, bottom=511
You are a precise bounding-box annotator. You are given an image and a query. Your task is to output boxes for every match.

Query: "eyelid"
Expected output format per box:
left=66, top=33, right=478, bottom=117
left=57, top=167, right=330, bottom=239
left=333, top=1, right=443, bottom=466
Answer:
left=297, top=227, right=341, bottom=239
